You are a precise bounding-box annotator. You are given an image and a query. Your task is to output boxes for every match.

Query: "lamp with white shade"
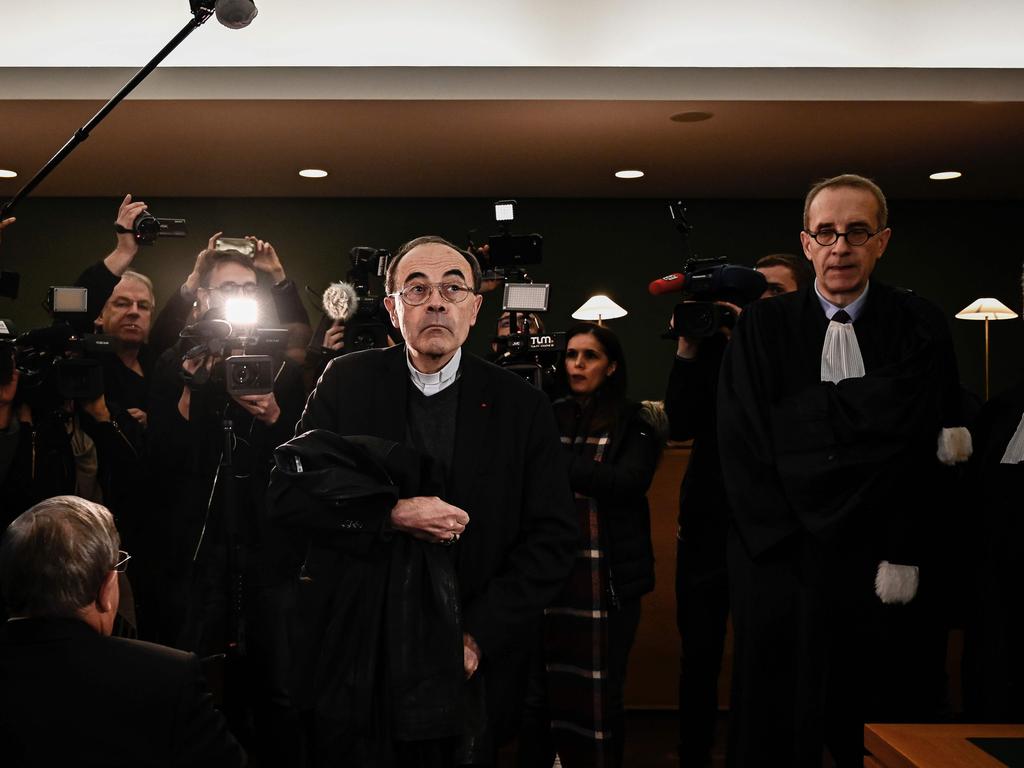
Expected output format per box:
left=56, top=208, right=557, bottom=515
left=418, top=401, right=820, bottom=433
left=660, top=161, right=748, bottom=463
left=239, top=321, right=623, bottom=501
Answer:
left=572, top=295, right=627, bottom=325
left=955, top=297, right=1018, bottom=399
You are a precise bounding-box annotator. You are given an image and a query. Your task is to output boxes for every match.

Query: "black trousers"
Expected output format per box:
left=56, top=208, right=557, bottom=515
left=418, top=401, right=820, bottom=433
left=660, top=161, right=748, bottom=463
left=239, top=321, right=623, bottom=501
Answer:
left=675, top=535, right=730, bottom=767
left=727, top=526, right=947, bottom=768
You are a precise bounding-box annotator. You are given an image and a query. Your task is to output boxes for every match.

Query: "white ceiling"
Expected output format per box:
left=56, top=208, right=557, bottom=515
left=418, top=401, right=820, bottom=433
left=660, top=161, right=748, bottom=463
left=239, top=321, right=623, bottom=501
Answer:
left=4, top=0, right=1024, bottom=69
left=2, top=2, right=1024, bottom=201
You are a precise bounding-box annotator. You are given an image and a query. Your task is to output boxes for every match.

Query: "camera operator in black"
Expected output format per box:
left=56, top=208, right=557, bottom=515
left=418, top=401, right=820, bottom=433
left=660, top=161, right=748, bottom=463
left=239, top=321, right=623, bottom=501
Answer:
left=0, top=218, right=69, bottom=530
left=69, top=196, right=160, bottom=429
left=149, top=231, right=312, bottom=367
left=146, top=248, right=306, bottom=765
left=2, top=217, right=72, bottom=526
left=667, top=253, right=810, bottom=766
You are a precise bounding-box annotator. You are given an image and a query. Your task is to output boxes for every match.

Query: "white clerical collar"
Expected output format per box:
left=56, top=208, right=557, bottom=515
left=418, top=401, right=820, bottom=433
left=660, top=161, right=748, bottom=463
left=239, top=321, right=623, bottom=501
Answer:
left=814, top=279, right=870, bottom=323
left=406, top=346, right=462, bottom=397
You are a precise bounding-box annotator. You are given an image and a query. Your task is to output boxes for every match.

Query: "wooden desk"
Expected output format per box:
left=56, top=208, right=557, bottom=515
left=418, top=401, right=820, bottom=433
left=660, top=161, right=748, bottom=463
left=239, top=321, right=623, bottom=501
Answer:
left=864, top=723, right=1024, bottom=767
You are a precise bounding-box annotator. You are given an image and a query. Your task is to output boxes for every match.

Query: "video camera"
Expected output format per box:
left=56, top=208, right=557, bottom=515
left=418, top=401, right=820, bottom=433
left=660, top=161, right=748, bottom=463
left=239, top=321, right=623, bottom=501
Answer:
left=480, top=202, right=564, bottom=391
left=116, top=211, right=188, bottom=245
left=652, top=202, right=766, bottom=339
left=473, top=200, right=544, bottom=281
left=343, top=246, right=393, bottom=352
left=2, top=287, right=115, bottom=412
left=305, top=246, right=394, bottom=374
left=180, top=305, right=287, bottom=398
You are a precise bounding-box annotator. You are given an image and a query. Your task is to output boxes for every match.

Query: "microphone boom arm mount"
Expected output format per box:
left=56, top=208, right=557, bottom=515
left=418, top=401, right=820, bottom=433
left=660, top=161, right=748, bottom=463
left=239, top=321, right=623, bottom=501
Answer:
left=0, top=2, right=218, bottom=220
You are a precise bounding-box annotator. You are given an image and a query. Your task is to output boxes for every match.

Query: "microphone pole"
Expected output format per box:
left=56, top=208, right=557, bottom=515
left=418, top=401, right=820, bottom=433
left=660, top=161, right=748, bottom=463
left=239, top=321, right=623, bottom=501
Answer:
left=0, top=2, right=217, bottom=220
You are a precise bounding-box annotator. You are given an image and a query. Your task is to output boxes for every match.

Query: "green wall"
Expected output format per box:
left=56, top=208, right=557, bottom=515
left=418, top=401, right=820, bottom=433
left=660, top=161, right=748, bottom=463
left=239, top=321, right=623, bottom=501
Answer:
left=1, top=196, right=1021, bottom=403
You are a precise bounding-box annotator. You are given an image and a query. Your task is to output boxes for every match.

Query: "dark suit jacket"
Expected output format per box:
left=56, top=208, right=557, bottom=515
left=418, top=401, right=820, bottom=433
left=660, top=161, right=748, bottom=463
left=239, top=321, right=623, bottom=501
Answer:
left=0, top=616, right=246, bottom=768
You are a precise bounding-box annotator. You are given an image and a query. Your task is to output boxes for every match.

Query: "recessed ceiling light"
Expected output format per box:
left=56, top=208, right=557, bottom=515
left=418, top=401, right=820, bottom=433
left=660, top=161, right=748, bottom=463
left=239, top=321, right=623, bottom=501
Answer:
left=299, top=168, right=328, bottom=179
left=0, top=169, right=17, bottom=179
left=670, top=111, right=713, bottom=123
left=929, top=171, right=962, bottom=181
left=615, top=170, right=645, bottom=179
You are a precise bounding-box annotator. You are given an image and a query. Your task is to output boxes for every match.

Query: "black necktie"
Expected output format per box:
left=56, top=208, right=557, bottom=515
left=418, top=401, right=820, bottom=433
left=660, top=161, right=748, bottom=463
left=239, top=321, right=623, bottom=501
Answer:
left=832, top=309, right=851, bottom=324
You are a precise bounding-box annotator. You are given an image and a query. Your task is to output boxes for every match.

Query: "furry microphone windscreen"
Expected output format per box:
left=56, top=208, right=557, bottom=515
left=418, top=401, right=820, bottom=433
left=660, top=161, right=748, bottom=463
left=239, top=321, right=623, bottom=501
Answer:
left=322, top=282, right=359, bottom=322
left=215, top=0, right=258, bottom=29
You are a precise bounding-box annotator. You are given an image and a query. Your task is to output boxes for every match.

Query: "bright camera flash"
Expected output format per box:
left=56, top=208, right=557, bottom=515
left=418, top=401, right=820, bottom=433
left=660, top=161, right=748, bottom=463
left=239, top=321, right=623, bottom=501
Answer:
left=495, top=200, right=516, bottom=222
left=225, top=297, right=258, bottom=327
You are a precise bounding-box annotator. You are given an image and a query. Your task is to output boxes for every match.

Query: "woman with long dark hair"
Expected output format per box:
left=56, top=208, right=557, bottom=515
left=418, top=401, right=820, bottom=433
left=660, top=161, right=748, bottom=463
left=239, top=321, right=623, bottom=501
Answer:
left=519, top=322, right=662, bottom=768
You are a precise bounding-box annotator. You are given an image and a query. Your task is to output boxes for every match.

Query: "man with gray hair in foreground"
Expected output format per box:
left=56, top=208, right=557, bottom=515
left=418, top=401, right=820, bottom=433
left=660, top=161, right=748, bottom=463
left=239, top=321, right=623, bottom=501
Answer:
left=0, top=495, right=246, bottom=767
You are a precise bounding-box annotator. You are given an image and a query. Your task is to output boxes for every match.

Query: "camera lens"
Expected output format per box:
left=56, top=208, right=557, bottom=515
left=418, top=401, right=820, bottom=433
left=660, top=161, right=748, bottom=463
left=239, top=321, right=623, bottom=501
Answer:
left=233, top=364, right=257, bottom=387
left=133, top=212, right=160, bottom=243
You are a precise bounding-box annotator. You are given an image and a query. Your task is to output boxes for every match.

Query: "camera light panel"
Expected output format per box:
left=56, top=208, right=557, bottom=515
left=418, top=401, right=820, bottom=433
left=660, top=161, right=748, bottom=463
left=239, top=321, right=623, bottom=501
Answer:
left=49, top=286, right=89, bottom=313
left=494, top=200, right=516, bottom=222
left=225, top=297, right=259, bottom=327
left=503, top=282, right=550, bottom=313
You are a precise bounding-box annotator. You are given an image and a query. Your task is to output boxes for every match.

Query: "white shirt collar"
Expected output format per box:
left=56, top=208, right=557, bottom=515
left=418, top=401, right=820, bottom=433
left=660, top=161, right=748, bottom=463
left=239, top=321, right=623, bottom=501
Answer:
left=406, top=347, right=462, bottom=397
left=814, top=279, right=870, bottom=323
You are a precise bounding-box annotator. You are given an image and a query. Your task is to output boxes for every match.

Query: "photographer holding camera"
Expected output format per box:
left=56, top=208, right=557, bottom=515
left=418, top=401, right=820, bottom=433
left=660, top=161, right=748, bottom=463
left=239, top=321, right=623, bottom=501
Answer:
left=149, top=231, right=312, bottom=366
left=667, top=253, right=810, bottom=766
left=146, top=247, right=306, bottom=764
left=71, top=195, right=160, bottom=425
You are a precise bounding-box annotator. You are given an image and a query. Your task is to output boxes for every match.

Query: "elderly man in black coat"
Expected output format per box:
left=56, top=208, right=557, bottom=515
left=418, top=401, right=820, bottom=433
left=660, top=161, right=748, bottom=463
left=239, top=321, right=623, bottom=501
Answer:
left=0, top=495, right=245, bottom=767
left=282, top=235, right=578, bottom=767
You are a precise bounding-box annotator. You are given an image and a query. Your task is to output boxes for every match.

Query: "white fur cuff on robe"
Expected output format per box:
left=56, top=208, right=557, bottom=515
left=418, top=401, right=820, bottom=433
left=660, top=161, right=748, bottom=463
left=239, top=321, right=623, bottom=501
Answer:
left=937, top=426, right=973, bottom=465
left=875, top=561, right=919, bottom=604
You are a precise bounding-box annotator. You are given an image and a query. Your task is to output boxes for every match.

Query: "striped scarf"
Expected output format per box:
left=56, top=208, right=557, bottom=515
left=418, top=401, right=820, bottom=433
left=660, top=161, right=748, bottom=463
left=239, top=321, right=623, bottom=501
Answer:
left=544, top=421, right=612, bottom=768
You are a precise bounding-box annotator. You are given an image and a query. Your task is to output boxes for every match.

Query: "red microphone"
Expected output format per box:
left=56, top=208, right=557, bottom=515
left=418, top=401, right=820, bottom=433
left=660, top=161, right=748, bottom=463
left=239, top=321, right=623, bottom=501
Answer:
left=647, top=272, right=687, bottom=295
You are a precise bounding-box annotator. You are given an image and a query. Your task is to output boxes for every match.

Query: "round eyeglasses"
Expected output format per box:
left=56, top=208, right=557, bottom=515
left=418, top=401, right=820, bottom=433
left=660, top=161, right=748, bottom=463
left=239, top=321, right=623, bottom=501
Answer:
left=391, top=281, right=475, bottom=307
left=206, top=281, right=259, bottom=297
left=804, top=227, right=883, bottom=247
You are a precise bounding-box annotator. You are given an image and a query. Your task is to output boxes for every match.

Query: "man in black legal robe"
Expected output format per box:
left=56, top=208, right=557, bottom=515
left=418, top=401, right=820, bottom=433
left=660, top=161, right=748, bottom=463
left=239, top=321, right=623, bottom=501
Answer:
left=717, top=175, right=968, bottom=767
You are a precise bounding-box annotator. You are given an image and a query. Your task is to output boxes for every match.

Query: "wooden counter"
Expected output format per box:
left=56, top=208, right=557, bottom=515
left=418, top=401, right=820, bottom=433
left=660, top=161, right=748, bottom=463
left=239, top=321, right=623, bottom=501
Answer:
left=865, top=723, right=1024, bottom=768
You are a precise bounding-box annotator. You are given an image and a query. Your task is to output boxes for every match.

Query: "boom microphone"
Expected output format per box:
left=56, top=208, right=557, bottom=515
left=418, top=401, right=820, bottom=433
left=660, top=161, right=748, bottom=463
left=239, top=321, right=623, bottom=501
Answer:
left=215, top=0, right=258, bottom=29
left=322, top=281, right=359, bottom=322
left=648, top=273, right=687, bottom=296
